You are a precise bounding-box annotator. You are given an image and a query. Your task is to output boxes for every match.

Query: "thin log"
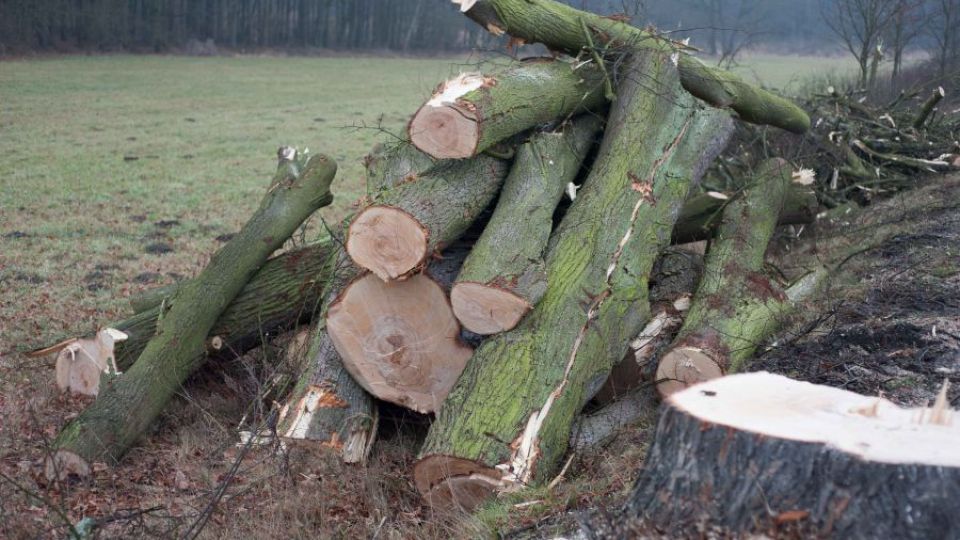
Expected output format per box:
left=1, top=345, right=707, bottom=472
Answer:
left=912, top=86, right=945, bottom=130
left=451, top=115, right=602, bottom=335
left=407, top=60, right=607, bottom=159
left=656, top=159, right=824, bottom=397
left=625, top=373, right=960, bottom=538
left=569, top=387, right=658, bottom=452
left=852, top=139, right=957, bottom=172
left=415, top=50, right=734, bottom=511
left=451, top=0, right=810, bottom=134
left=346, top=155, right=509, bottom=281
left=46, top=148, right=337, bottom=479
left=672, top=184, right=818, bottom=244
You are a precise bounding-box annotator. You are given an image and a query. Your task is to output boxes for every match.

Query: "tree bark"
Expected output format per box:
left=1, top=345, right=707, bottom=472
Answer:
left=672, top=184, right=818, bottom=244
left=656, top=159, right=825, bottom=397
left=415, top=50, right=734, bottom=511
left=913, top=86, right=945, bottom=130
left=346, top=155, right=509, bottom=281
left=624, top=373, right=960, bottom=539
left=451, top=115, right=602, bottom=335
left=407, top=60, right=607, bottom=159
left=363, top=140, right=436, bottom=195
left=46, top=148, right=337, bottom=478
left=451, top=0, right=810, bottom=134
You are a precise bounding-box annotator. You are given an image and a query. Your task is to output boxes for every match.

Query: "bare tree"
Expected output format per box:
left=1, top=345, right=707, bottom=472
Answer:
left=887, top=0, right=927, bottom=80
left=681, top=0, right=766, bottom=67
left=928, top=0, right=960, bottom=78
left=821, top=0, right=899, bottom=87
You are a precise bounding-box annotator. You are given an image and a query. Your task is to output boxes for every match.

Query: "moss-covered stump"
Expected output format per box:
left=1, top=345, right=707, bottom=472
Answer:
left=625, top=372, right=960, bottom=539
left=415, top=50, right=734, bottom=511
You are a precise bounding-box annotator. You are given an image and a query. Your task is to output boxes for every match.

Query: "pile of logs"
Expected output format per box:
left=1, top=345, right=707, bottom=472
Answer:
left=30, top=0, right=960, bottom=534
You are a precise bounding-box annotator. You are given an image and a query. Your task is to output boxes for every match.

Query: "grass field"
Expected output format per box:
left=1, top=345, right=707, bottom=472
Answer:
left=0, top=52, right=858, bottom=537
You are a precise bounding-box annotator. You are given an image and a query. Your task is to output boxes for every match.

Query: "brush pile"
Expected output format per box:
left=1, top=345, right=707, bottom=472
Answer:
left=30, top=0, right=960, bottom=534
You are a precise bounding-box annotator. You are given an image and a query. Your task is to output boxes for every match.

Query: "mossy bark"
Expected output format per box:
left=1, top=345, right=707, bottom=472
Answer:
left=457, top=0, right=810, bottom=134
left=657, top=159, right=827, bottom=396
left=48, top=149, right=337, bottom=476
left=451, top=115, right=601, bottom=334
left=112, top=241, right=330, bottom=371
left=672, top=184, right=817, bottom=244
left=364, top=140, right=436, bottom=195
left=408, top=60, right=608, bottom=159
left=416, top=50, right=734, bottom=507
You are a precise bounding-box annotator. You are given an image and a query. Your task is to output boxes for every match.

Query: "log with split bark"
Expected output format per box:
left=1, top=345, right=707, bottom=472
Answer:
left=625, top=372, right=960, bottom=538
left=656, top=159, right=827, bottom=397
left=46, top=148, right=337, bottom=479
left=415, top=49, right=735, bottom=511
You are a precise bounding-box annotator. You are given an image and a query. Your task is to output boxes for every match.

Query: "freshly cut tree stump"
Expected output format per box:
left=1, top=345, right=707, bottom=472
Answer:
left=451, top=0, right=810, bottom=134
left=408, top=61, right=606, bottom=159
left=416, top=50, right=734, bottom=510
left=451, top=115, right=602, bottom=334
left=327, top=273, right=473, bottom=414
left=346, top=156, right=509, bottom=281
left=656, top=159, right=825, bottom=397
left=46, top=148, right=336, bottom=478
left=627, top=372, right=960, bottom=539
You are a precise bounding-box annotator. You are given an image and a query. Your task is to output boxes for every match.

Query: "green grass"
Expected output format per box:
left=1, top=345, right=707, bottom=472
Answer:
left=0, top=52, right=854, bottom=354
left=729, top=52, right=859, bottom=92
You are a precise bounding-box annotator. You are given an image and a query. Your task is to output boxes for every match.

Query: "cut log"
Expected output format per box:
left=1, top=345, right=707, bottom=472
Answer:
left=364, top=140, right=436, bottom=194
left=346, top=155, right=509, bottom=281
left=913, top=86, right=945, bottom=130
left=276, top=329, right=377, bottom=464
left=569, top=387, right=659, bottom=452
left=327, top=273, right=472, bottom=414
left=49, top=328, right=127, bottom=396
left=672, top=184, right=818, bottom=244
left=280, top=154, right=508, bottom=452
left=407, top=61, right=607, bottom=159
left=656, top=159, right=825, bottom=397
left=451, top=0, right=810, bottom=134
left=625, top=372, right=960, bottom=538
left=451, top=115, right=602, bottom=334
left=416, top=50, right=734, bottom=511
left=46, top=148, right=336, bottom=479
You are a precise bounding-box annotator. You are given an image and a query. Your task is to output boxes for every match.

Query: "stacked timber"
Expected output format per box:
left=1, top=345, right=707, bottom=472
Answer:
left=30, top=0, right=959, bottom=534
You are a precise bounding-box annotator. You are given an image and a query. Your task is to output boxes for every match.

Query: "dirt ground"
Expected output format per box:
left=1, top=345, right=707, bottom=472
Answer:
left=1, top=176, right=958, bottom=539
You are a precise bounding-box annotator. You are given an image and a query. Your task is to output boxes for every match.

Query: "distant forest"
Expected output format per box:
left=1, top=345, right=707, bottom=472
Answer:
left=0, top=0, right=919, bottom=56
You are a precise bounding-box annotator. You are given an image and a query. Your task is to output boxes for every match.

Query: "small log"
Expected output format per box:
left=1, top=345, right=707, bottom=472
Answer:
left=46, top=148, right=336, bottom=478
left=407, top=61, right=606, bottom=159
left=852, top=139, right=957, bottom=172
left=672, top=184, right=818, bottom=244
left=569, top=386, right=658, bottom=452
left=912, top=86, right=945, bottom=130
left=626, top=373, right=960, bottom=538
left=416, top=50, right=734, bottom=511
left=656, top=159, right=825, bottom=397
left=451, top=115, right=602, bottom=334
left=327, top=273, right=473, bottom=414
left=346, top=155, right=509, bottom=281
left=451, top=0, right=810, bottom=134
